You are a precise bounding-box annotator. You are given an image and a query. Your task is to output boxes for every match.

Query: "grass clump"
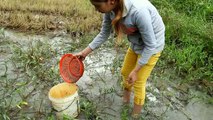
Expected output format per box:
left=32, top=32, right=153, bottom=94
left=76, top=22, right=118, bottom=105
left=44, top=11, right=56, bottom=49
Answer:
left=80, top=98, right=101, bottom=120
left=151, top=0, right=213, bottom=94
left=0, top=38, right=61, bottom=119
left=10, top=40, right=60, bottom=85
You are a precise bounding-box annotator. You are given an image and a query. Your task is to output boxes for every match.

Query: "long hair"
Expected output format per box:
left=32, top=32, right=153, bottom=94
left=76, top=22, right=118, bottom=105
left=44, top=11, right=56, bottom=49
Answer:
left=91, top=0, right=124, bottom=43
left=111, top=0, right=124, bottom=43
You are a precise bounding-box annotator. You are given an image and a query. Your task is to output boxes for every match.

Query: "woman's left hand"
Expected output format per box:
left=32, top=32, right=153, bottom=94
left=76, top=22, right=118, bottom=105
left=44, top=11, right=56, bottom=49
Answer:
left=127, top=71, right=137, bottom=85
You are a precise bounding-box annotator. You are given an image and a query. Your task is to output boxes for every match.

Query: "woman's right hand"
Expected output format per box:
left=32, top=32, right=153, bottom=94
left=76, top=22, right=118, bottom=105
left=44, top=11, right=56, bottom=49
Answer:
left=75, top=51, right=86, bottom=61
left=74, top=46, right=93, bottom=61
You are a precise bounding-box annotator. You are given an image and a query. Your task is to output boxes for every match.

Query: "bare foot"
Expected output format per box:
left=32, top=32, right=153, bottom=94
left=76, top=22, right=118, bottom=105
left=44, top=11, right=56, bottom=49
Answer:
left=131, top=103, right=142, bottom=119
left=123, top=89, right=131, bottom=104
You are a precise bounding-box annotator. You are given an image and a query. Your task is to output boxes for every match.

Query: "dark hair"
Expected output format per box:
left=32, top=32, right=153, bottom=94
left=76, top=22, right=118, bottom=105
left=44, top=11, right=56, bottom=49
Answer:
left=91, top=0, right=108, bottom=2
left=90, top=0, right=124, bottom=42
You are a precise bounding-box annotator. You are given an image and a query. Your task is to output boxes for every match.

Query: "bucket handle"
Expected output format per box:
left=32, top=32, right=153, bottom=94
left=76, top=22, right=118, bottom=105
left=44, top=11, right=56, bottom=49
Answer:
left=52, top=96, right=80, bottom=113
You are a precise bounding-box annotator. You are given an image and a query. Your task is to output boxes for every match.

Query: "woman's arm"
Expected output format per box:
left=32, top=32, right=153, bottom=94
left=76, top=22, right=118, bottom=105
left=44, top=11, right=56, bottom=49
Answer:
left=75, top=46, right=93, bottom=60
left=75, top=13, right=112, bottom=60
left=88, top=13, right=112, bottom=50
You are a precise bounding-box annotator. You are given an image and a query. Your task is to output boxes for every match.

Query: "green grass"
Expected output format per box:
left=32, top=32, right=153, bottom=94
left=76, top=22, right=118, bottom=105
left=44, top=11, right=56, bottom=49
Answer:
left=0, top=0, right=213, bottom=119
left=152, top=0, right=213, bottom=85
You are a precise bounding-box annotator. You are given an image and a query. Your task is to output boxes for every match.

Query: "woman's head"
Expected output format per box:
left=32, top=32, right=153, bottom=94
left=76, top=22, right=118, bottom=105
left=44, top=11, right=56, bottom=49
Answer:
left=90, top=0, right=124, bottom=43
left=90, top=0, right=117, bottom=13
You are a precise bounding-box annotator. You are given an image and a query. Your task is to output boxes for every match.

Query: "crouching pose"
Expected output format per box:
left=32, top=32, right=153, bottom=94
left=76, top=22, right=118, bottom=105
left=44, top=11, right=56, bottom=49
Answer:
left=75, top=0, right=165, bottom=118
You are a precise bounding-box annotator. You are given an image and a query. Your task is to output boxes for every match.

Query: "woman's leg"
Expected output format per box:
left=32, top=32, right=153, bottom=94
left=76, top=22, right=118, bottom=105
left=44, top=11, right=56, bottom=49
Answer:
left=121, top=48, right=138, bottom=103
left=132, top=52, right=161, bottom=116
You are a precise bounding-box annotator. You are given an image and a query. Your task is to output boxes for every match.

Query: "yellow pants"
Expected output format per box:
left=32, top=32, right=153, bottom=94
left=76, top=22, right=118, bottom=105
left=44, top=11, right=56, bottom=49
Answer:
left=121, top=48, right=161, bottom=105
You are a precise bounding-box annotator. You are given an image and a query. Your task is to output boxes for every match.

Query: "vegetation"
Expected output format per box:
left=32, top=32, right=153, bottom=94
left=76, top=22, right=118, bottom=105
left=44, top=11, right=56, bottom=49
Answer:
left=0, top=0, right=212, bottom=119
left=151, top=0, right=212, bottom=93
left=0, top=38, right=60, bottom=119
left=0, top=0, right=211, bottom=83
left=0, top=0, right=102, bottom=34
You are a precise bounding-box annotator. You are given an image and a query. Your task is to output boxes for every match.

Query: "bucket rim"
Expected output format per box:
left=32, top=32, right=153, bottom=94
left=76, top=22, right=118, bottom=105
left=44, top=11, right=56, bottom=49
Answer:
left=48, top=90, right=79, bottom=103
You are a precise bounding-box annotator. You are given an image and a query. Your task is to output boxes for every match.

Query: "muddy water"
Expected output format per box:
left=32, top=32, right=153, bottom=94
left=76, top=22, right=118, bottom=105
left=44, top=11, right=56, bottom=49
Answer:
left=82, top=49, right=213, bottom=120
left=0, top=29, right=213, bottom=120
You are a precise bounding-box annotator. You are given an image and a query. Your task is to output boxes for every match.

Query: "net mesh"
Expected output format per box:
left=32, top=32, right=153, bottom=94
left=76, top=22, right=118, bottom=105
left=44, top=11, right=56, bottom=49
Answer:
left=60, top=54, right=83, bottom=83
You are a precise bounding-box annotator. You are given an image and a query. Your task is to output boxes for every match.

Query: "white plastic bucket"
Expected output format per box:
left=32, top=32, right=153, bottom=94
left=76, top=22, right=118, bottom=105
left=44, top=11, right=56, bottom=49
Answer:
left=48, top=83, right=80, bottom=119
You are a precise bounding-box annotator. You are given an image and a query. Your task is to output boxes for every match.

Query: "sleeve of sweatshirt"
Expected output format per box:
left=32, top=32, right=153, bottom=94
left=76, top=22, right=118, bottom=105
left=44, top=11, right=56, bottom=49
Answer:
left=89, top=13, right=112, bottom=50
left=135, top=8, right=157, bottom=66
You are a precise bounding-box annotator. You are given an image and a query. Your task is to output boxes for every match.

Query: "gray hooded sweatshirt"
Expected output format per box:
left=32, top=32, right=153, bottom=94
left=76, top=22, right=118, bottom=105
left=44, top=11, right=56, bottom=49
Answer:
left=89, top=0, right=165, bottom=66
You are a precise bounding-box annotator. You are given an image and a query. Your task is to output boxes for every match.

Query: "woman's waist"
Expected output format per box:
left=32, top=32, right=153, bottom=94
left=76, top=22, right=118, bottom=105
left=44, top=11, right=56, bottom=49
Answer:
left=130, top=42, right=165, bottom=54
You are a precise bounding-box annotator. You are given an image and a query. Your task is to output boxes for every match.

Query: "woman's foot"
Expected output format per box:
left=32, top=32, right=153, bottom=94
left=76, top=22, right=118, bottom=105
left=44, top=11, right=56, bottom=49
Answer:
left=131, top=104, right=142, bottom=119
left=123, top=89, right=131, bottom=104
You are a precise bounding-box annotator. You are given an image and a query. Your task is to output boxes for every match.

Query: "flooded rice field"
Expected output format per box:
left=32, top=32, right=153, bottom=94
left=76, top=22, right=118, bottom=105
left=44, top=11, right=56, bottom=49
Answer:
left=0, top=29, right=212, bottom=120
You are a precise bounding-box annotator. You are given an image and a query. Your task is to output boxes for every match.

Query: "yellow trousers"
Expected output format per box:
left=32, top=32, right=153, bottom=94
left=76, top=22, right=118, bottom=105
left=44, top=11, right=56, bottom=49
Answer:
left=121, top=48, right=161, bottom=105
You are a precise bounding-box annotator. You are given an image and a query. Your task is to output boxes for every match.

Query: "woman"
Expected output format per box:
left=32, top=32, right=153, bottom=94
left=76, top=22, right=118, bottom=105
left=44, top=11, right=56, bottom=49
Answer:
left=75, top=0, right=165, bottom=118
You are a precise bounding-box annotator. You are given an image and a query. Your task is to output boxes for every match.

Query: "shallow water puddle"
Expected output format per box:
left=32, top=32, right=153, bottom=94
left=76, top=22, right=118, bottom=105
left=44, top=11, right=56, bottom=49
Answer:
left=0, top=29, right=212, bottom=120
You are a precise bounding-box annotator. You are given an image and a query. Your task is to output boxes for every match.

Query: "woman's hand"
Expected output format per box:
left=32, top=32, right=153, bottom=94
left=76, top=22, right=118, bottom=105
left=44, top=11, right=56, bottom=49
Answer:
left=75, top=51, right=86, bottom=61
left=127, top=71, right=137, bottom=85
left=74, top=46, right=93, bottom=61
left=127, top=64, right=142, bottom=85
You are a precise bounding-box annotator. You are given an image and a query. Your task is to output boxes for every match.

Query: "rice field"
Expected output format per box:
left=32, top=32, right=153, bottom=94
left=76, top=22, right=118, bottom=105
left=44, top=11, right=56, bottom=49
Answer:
left=0, top=0, right=102, bottom=34
left=0, top=0, right=212, bottom=119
